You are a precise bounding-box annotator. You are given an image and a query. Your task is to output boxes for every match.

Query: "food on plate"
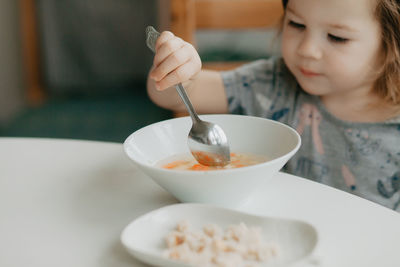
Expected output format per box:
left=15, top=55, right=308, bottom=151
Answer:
left=164, top=220, right=278, bottom=267
left=159, top=152, right=269, bottom=171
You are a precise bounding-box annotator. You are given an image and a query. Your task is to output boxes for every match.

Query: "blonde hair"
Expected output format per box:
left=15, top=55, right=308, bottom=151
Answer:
left=374, top=0, right=400, bottom=105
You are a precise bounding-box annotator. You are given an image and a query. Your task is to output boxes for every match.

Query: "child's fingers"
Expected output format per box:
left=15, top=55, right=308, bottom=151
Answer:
left=154, top=31, right=174, bottom=51
left=156, top=58, right=200, bottom=90
left=151, top=44, right=193, bottom=82
left=153, top=37, right=185, bottom=67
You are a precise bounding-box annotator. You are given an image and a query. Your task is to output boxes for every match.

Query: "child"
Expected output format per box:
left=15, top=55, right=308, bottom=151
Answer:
left=147, top=0, right=400, bottom=211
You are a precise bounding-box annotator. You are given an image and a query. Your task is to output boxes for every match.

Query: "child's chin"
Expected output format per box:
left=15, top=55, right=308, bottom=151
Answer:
left=298, top=84, right=324, bottom=96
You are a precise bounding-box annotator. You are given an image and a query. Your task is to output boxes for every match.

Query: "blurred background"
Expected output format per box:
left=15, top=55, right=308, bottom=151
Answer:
left=0, top=0, right=279, bottom=143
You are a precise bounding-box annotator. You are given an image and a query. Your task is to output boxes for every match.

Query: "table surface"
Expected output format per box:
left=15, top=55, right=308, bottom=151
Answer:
left=1, top=137, right=400, bottom=267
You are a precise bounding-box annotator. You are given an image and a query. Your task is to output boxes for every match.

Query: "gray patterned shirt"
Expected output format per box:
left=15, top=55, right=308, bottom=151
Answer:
left=222, top=57, right=400, bottom=211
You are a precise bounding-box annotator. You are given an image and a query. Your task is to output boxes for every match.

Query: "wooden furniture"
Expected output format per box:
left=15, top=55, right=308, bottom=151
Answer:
left=169, top=0, right=284, bottom=70
left=19, top=0, right=44, bottom=105
left=168, top=0, right=284, bottom=117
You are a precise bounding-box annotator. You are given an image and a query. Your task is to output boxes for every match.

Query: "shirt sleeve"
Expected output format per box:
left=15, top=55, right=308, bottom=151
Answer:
left=221, top=57, right=298, bottom=122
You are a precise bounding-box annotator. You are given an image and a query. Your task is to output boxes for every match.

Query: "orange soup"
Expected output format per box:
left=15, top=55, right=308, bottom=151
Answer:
left=158, top=152, right=269, bottom=171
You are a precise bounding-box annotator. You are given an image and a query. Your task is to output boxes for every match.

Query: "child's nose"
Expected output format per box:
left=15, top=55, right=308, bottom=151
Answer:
left=297, top=34, right=322, bottom=60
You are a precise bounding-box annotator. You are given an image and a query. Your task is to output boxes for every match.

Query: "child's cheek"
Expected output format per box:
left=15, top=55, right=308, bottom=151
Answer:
left=281, top=31, right=297, bottom=60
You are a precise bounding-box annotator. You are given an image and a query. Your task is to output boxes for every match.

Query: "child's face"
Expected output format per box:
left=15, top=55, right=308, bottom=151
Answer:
left=281, top=0, right=382, bottom=97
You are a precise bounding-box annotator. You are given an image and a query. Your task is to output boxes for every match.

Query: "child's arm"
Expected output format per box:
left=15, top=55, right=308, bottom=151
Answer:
left=147, top=31, right=228, bottom=114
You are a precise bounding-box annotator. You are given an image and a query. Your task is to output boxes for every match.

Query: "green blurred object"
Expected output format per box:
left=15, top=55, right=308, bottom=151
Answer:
left=1, top=88, right=172, bottom=143
left=200, top=49, right=268, bottom=63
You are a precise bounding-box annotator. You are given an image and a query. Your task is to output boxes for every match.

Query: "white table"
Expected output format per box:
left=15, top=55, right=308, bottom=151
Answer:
left=1, top=138, right=399, bottom=267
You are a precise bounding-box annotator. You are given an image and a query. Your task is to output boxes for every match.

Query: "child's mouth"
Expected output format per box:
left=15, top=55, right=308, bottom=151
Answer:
left=300, top=67, right=320, bottom=77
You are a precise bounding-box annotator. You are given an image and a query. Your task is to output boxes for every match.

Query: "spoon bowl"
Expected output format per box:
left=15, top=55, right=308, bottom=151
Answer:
left=146, top=26, right=230, bottom=166
left=188, top=119, right=230, bottom=166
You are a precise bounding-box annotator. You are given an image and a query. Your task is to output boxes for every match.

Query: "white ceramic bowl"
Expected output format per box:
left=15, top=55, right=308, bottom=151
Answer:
left=124, top=114, right=301, bottom=207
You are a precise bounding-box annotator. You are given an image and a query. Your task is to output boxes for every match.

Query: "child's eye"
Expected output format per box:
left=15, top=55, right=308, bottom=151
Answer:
left=328, top=34, right=348, bottom=43
left=288, top=20, right=305, bottom=30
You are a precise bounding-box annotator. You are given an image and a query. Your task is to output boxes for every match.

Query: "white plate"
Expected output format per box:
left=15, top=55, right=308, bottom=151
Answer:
left=121, top=203, right=319, bottom=267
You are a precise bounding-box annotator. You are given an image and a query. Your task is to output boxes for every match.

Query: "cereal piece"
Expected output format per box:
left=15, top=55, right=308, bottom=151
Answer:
left=165, top=230, right=186, bottom=247
left=177, top=220, right=190, bottom=232
left=203, top=223, right=222, bottom=238
left=164, top=221, right=278, bottom=266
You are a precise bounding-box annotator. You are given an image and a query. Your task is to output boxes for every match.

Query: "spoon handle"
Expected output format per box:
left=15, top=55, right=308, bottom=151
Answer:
left=145, top=26, right=159, bottom=53
left=146, top=26, right=200, bottom=123
left=175, top=83, right=200, bottom=123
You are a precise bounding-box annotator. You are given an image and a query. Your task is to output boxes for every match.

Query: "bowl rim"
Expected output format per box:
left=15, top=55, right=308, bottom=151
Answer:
left=123, top=114, right=301, bottom=175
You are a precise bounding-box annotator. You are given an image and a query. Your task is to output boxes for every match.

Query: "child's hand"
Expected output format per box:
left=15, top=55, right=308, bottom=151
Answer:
left=149, top=31, right=202, bottom=91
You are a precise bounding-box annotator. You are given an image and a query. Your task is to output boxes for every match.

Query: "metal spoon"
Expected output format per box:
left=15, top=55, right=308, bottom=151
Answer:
left=146, top=26, right=230, bottom=167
